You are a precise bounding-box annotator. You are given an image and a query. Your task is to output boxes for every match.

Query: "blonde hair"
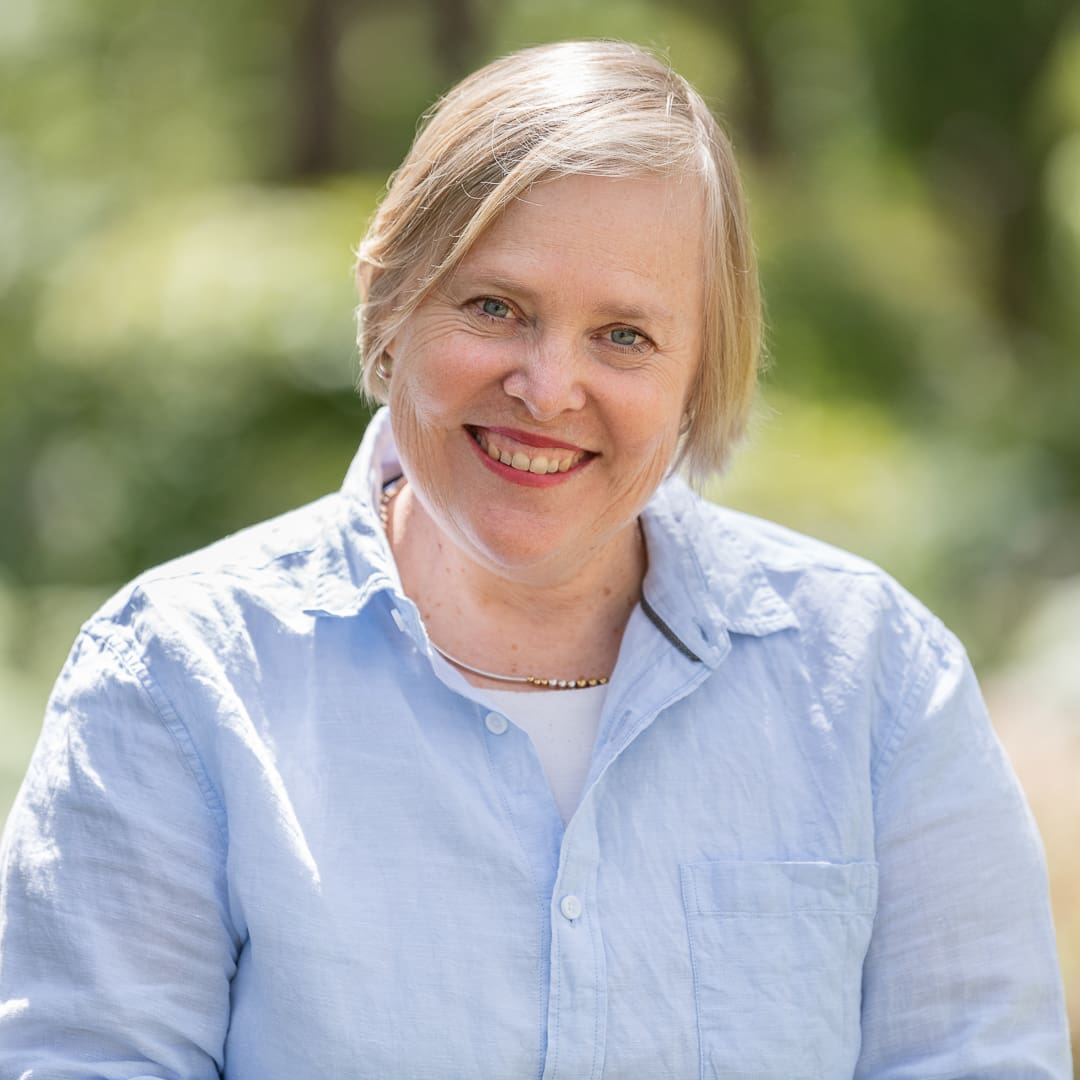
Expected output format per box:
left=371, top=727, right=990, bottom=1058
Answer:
left=355, top=39, right=761, bottom=481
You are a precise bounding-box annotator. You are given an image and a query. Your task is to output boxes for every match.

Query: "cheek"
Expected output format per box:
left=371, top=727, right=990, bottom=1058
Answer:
left=617, top=375, right=692, bottom=450
left=387, top=369, right=447, bottom=468
left=605, top=410, right=683, bottom=503
left=609, top=379, right=693, bottom=493
left=392, top=336, right=506, bottom=422
left=389, top=360, right=457, bottom=431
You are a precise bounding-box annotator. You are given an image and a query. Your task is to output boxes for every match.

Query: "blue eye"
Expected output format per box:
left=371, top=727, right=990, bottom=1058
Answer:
left=480, top=298, right=511, bottom=318
left=610, top=327, right=641, bottom=347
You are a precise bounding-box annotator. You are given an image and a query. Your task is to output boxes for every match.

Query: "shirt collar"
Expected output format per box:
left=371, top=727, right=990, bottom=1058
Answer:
left=307, top=409, right=800, bottom=655
left=305, top=408, right=402, bottom=619
left=639, top=476, right=800, bottom=668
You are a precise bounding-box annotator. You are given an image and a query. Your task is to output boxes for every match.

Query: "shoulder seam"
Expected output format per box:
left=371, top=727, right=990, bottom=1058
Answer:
left=121, top=491, right=340, bottom=592
left=869, top=612, right=946, bottom=792
left=705, top=505, right=889, bottom=578
left=132, top=543, right=320, bottom=590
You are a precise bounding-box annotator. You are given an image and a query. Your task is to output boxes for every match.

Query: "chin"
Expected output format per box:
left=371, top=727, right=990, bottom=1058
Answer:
left=464, top=523, right=580, bottom=582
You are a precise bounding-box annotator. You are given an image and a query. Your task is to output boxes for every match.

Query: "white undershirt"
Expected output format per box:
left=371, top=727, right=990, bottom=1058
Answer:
left=478, top=684, right=608, bottom=823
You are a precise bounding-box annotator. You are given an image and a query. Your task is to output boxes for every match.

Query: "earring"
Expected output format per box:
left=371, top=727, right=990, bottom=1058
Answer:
left=374, top=353, right=393, bottom=381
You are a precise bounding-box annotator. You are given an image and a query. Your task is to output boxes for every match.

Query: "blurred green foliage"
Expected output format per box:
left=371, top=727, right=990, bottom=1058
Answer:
left=2, top=0, right=1078, bottom=645
left=3, top=0, right=1079, bottom=722
left=2, top=0, right=1079, bottom=1058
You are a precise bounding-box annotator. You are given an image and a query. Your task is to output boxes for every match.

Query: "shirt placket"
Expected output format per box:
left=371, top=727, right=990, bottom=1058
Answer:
left=429, top=597, right=723, bottom=1080
left=543, top=802, right=606, bottom=1080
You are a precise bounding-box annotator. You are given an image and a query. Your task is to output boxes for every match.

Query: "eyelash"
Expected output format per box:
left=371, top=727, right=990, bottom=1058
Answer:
left=469, top=297, right=652, bottom=353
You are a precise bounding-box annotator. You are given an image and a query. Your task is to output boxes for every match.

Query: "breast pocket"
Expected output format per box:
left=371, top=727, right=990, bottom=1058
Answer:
left=680, top=859, right=877, bottom=1080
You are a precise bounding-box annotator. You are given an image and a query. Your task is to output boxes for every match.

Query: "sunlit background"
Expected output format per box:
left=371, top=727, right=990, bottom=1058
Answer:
left=2, top=0, right=1078, bottom=1058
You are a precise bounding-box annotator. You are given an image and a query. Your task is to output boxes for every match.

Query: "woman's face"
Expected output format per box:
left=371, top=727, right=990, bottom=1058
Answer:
left=388, top=172, right=707, bottom=587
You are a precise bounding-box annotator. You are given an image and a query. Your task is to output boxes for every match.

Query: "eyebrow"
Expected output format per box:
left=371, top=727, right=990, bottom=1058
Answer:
left=452, top=268, right=677, bottom=328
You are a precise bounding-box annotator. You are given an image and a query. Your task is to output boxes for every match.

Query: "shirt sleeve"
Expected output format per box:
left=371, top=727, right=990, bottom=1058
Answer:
left=0, top=626, right=239, bottom=1078
left=855, top=620, right=1073, bottom=1078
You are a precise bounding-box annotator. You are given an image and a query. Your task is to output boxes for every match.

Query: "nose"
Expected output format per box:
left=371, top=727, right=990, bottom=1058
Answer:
left=502, top=334, right=587, bottom=421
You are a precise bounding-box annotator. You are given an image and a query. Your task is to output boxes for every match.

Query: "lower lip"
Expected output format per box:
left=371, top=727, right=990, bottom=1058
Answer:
left=467, top=431, right=591, bottom=488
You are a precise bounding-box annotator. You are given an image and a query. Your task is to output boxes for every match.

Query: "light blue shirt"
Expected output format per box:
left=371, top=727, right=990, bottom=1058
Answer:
left=0, top=409, right=1070, bottom=1078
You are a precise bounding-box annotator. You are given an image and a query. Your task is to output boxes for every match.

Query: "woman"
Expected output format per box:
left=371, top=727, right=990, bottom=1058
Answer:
left=0, top=40, right=1070, bottom=1079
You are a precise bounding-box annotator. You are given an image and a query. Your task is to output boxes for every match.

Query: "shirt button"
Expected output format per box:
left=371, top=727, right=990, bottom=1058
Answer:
left=560, top=894, right=583, bottom=921
left=484, top=712, right=508, bottom=735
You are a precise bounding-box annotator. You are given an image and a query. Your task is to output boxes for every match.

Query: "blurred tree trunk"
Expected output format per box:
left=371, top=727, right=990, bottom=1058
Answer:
left=667, top=0, right=781, bottom=159
left=290, top=0, right=342, bottom=178
left=718, top=0, right=780, bottom=159
left=988, top=7, right=1072, bottom=330
left=858, top=0, right=1075, bottom=335
left=427, top=0, right=486, bottom=83
left=286, top=0, right=486, bottom=178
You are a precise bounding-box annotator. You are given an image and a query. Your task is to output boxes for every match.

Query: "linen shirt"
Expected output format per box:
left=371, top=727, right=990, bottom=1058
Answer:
left=0, top=409, right=1070, bottom=1078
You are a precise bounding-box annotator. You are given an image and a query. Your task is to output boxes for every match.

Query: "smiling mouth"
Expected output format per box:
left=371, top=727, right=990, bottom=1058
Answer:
left=467, top=426, right=592, bottom=475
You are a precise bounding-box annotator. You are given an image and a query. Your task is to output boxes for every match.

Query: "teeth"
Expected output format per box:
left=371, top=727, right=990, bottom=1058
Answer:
left=474, top=428, right=585, bottom=474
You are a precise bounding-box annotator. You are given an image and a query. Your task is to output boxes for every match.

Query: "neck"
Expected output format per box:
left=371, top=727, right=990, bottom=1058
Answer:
left=385, top=481, right=645, bottom=687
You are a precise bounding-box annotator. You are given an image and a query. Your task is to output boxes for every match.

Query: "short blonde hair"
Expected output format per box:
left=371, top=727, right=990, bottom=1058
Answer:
left=356, top=39, right=761, bottom=481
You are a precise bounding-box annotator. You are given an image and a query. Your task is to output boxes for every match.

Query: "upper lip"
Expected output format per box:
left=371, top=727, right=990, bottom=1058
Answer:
left=472, top=425, right=592, bottom=454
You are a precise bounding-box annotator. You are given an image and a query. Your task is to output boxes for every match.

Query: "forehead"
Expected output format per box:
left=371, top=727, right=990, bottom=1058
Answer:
left=453, top=174, right=707, bottom=319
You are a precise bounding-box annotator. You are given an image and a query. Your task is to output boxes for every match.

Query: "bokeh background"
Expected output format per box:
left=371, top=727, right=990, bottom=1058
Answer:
left=2, top=0, right=1078, bottom=1058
